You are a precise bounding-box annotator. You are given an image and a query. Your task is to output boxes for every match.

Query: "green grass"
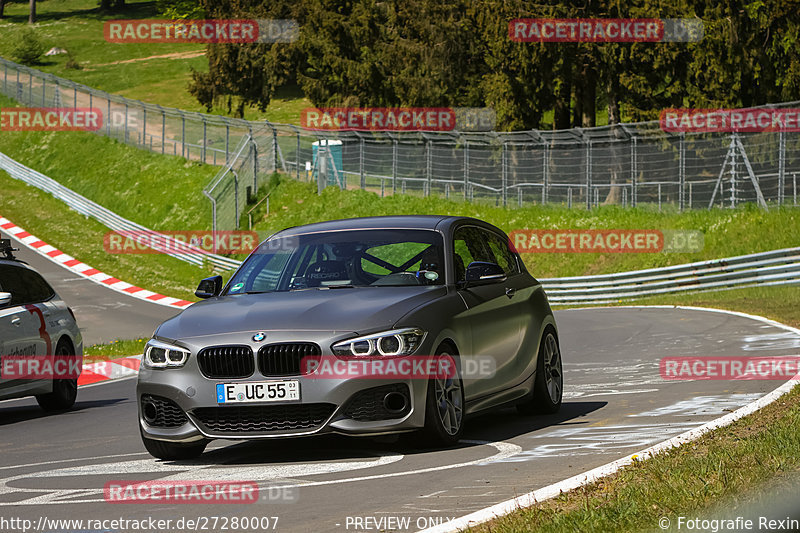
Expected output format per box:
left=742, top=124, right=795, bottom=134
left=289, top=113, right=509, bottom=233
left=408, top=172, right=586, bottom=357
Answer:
left=474, top=385, right=800, bottom=533
left=0, top=167, right=212, bottom=300
left=0, top=93, right=217, bottom=231
left=250, top=175, right=800, bottom=279
left=0, top=0, right=312, bottom=122
left=84, top=337, right=147, bottom=361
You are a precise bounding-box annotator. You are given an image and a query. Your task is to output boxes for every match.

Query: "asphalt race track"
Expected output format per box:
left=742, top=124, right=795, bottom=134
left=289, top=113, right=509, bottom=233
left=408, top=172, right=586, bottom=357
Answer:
left=3, top=253, right=800, bottom=533
left=12, top=245, right=181, bottom=345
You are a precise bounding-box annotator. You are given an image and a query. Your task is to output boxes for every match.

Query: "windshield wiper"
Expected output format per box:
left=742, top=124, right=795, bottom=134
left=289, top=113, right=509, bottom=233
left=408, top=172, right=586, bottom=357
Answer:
left=317, top=284, right=358, bottom=290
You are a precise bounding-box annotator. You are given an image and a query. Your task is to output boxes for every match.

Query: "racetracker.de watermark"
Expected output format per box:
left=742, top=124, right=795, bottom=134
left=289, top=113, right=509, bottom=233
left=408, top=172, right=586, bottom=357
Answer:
left=509, top=229, right=704, bottom=253
left=103, top=230, right=259, bottom=255
left=300, top=355, right=496, bottom=380
left=660, top=356, right=800, bottom=380
left=0, top=107, right=102, bottom=131
left=104, top=19, right=298, bottom=44
left=0, top=355, right=82, bottom=380
left=661, top=108, right=800, bottom=133
left=302, top=107, right=456, bottom=132
left=509, top=18, right=703, bottom=42
left=104, top=480, right=298, bottom=504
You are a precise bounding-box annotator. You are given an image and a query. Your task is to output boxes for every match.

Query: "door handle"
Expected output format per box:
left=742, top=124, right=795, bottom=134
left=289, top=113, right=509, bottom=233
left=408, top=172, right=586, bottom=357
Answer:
left=11, top=317, right=21, bottom=326
left=505, top=287, right=516, bottom=298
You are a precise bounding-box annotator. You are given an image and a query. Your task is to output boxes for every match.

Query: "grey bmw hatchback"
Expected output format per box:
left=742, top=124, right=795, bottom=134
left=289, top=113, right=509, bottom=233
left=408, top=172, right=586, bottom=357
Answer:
left=137, top=216, right=562, bottom=459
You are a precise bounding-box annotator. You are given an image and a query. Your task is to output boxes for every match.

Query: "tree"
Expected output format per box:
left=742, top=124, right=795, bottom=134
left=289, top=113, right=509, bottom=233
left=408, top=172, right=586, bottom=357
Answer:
left=0, top=1, right=6, bottom=19
left=29, top=0, right=35, bottom=24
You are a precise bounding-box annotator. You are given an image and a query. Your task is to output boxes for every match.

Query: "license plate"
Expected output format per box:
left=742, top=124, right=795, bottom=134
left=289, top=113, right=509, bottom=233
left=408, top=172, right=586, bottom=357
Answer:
left=216, top=381, right=300, bottom=404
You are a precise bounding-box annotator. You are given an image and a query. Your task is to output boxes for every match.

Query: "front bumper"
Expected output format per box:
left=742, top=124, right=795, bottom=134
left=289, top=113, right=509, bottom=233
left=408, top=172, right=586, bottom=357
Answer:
left=136, top=331, right=431, bottom=443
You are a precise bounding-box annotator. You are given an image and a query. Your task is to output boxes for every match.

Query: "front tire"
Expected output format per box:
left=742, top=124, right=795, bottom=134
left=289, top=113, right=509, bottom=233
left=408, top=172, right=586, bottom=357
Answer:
left=36, top=339, right=78, bottom=412
left=422, top=345, right=465, bottom=447
left=140, top=429, right=208, bottom=460
left=517, top=328, right=563, bottom=415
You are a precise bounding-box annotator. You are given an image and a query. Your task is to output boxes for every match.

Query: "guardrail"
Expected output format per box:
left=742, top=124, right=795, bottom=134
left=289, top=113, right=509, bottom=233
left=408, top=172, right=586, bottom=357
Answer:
left=0, top=152, right=241, bottom=271
left=540, top=247, right=800, bottom=305
left=2, top=148, right=799, bottom=300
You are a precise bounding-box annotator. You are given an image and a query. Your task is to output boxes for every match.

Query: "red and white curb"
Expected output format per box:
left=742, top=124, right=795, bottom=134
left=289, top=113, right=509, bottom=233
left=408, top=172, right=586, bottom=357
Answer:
left=0, top=215, right=193, bottom=309
left=79, top=355, right=141, bottom=386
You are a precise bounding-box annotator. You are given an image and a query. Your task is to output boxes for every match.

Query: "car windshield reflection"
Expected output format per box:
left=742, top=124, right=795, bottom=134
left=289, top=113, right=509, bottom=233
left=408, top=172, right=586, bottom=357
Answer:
left=225, top=229, right=445, bottom=294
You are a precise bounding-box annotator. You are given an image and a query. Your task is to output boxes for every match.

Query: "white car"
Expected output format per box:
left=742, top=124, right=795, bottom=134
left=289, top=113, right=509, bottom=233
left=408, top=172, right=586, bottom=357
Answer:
left=0, top=237, right=83, bottom=410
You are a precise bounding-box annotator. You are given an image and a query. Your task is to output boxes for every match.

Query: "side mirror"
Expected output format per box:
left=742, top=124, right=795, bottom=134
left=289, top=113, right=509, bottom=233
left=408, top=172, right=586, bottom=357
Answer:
left=463, top=261, right=506, bottom=287
left=0, top=292, right=11, bottom=307
left=195, top=275, right=223, bottom=299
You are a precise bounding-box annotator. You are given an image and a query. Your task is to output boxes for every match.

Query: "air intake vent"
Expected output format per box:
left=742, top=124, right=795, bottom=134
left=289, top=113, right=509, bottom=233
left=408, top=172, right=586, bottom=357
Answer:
left=192, top=404, right=336, bottom=433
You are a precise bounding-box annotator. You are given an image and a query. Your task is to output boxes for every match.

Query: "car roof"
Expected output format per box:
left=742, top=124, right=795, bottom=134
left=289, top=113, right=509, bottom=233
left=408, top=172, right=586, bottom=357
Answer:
left=0, top=258, right=34, bottom=270
left=271, top=215, right=481, bottom=237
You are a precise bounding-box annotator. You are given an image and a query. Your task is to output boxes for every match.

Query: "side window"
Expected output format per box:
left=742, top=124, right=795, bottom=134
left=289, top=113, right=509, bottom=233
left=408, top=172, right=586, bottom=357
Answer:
left=482, top=230, right=520, bottom=275
left=0, top=265, right=53, bottom=306
left=453, top=226, right=494, bottom=282
left=20, top=270, right=55, bottom=303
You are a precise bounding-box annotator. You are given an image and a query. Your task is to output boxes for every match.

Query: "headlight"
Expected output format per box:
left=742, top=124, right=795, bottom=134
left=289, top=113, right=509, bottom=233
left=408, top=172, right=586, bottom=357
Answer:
left=332, top=328, right=426, bottom=357
left=144, top=339, right=190, bottom=368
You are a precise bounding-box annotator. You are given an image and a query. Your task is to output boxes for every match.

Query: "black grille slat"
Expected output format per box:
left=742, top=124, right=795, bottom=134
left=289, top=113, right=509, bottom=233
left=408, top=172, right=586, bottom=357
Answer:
left=141, top=394, right=188, bottom=428
left=192, top=404, right=335, bottom=433
left=197, top=345, right=254, bottom=379
left=257, top=343, right=321, bottom=377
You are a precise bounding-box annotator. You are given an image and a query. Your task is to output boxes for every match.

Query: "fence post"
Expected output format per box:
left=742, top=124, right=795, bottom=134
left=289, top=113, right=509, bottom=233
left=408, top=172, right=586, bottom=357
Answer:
left=585, top=140, right=592, bottom=209
left=631, top=136, right=638, bottom=207
left=202, top=118, right=207, bottom=163
left=41, top=78, right=45, bottom=106
left=658, top=183, right=662, bottom=211
left=272, top=125, right=278, bottom=172
left=106, top=98, right=111, bottom=136
left=360, top=136, right=366, bottom=189
left=426, top=139, right=432, bottom=197
left=730, top=133, right=737, bottom=208
left=124, top=103, right=129, bottom=143
left=295, top=130, right=300, bottom=180
left=463, top=139, right=469, bottom=199
left=142, top=107, right=147, bottom=148
left=501, top=142, right=508, bottom=207
left=679, top=133, right=685, bottom=211
left=234, top=172, right=240, bottom=230
left=181, top=113, right=186, bottom=159
left=542, top=142, right=549, bottom=205
left=225, top=125, right=230, bottom=164
left=779, top=130, right=786, bottom=205
left=251, top=133, right=259, bottom=189
left=392, top=138, right=398, bottom=195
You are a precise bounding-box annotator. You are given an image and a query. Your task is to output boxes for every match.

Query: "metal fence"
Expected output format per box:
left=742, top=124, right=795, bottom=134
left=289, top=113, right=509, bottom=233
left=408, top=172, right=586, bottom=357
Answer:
left=2, top=57, right=800, bottom=233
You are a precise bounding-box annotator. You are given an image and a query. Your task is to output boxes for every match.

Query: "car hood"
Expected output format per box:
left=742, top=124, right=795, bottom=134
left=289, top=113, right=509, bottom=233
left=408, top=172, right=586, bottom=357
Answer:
left=155, top=286, right=446, bottom=340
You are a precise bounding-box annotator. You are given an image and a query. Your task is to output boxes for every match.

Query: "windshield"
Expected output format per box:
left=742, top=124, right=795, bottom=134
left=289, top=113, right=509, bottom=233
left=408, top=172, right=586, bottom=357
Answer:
left=225, top=229, right=445, bottom=294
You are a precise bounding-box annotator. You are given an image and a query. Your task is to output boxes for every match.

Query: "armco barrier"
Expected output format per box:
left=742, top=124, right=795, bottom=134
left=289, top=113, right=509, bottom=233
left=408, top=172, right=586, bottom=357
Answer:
left=540, top=247, right=800, bottom=304
left=0, top=151, right=241, bottom=271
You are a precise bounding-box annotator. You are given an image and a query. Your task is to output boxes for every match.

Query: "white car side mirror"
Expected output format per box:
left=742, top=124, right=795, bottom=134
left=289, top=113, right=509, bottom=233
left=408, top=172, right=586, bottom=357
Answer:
left=0, top=292, right=11, bottom=306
